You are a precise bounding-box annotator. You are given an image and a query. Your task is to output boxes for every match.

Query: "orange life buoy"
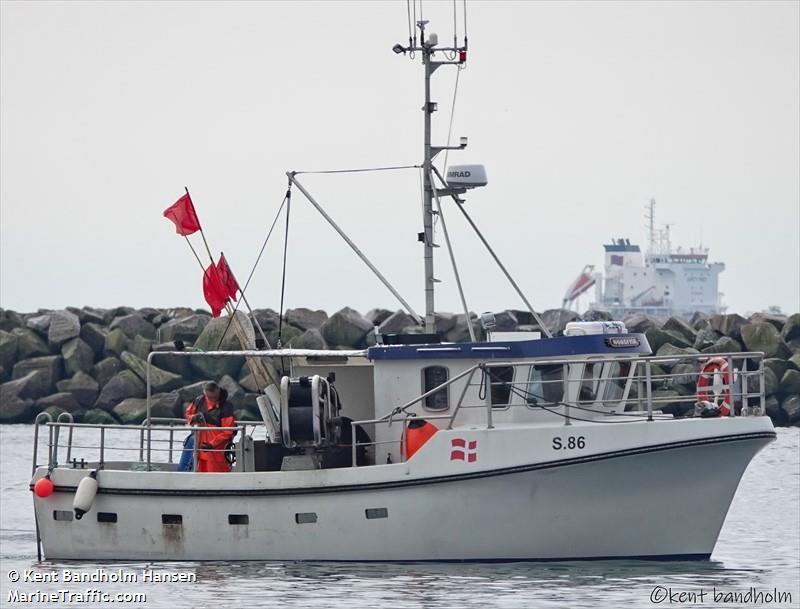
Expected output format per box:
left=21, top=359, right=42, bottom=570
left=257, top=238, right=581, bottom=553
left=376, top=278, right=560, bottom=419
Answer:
left=697, top=357, right=732, bottom=416
left=405, top=419, right=438, bottom=460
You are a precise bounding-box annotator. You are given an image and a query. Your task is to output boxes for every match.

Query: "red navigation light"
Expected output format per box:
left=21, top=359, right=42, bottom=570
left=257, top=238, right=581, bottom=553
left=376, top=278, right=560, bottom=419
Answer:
left=459, top=50, right=467, bottom=63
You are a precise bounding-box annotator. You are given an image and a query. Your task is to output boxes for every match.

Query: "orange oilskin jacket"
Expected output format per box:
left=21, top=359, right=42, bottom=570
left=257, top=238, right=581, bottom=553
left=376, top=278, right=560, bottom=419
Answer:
left=185, top=395, right=235, bottom=472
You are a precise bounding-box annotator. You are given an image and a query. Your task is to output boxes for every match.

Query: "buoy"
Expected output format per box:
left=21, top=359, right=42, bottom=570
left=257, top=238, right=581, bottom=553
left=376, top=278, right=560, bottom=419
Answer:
left=34, top=476, right=54, bottom=498
left=73, top=470, right=98, bottom=520
left=405, top=419, right=438, bottom=460
left=697, top=357, right=732, bottom=416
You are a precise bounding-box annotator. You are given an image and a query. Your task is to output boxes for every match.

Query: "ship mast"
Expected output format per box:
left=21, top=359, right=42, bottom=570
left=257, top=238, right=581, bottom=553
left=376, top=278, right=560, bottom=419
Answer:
left=395, top=20, right=468, bottom=333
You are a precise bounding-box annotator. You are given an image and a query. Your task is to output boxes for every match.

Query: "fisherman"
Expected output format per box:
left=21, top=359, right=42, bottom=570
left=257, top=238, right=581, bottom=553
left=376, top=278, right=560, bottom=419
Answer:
left=181, top=381, right=236, bottom=473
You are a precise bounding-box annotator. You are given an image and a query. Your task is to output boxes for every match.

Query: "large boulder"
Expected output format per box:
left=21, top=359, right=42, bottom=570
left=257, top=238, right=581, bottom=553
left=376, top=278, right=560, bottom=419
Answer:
left=249, top=309, right=281, bottom=334
left=655, top=344, right=700, bottom=364
left=149, top=343, right=193, bottom=378
left=266, top=325, right=301, bottom=349
left=763, top=367, right=780, bottom=397
left=365, top=308, right=393, bottom=326
left=285, top=308, right=328, bottom=331
left=35, top=392, right=82, bottom=414
left=25, top=313, right=51, bottom=337
left=149, top=392, right=182, bottom=419
left=190, top=352, right=245, bottom=380
left=56, top=371, right=100, bottom=407
left=80, top=323, right=107, bottom=356
left=446, top=314, right=479, bottom=343
left=238, top=360, right=280, bottom=393
left=218, top=375, right=245, bottom=410
left=12, top=327, right=50, bottom=359
left=378, top=311, right=416, bottom=335
left=780, top=369, right=800, bottom=396
left=663, top=316, right=697, bottom=343
left=741, top=322, right=789, bottom=359
left=61, top=338, right=95, bottom=376
left=120, top=351, right=185, bottom=393
left=103, top=328, right=130, bottom=358
left=129, top=335, right=154, bottom=361
left=764, top=358, right=794, bottom=384
left=623, top=313, right=658, bottom=334
left=91, top=356, right=123, bottom=388
left=2, top=370, right=50, bottom=401
left=47, top=310, right=80, bottom=348
left=710, top=313, right=747, bottom=341
left=194, top=312, right=253, bottom=351
left=748, top=312, right=786, bottom=332
left=701, top=336, right=742, bottom=354
left=581, top=309, right=614, bottom=322
left=0, top=309, right=24, bottom=331
left=540, top=309, right=580, bottom=336
left=780, top=313, right=800, bottom=343
left=12, top=355, right=62, bottom=393
left=434, top=312, right=457, bottom=335
left=780, top=395, right=800, bottom=426
left=110, top=306, right=136, bottom=318
left=693, top=324, right=721, bottom=351
left=82, top=409, right=119, bottom=425
left=289, top=328, right=327, bottom=350
left=69, top=306, right=111, bottom=325
left=94, top=370, right=146, bottom=411
left=0, top=395, right=36, bottom=423
left=645, top=327, right=693, bottom=353
left=178, top=381, right=211, bottom=405
left=112, top=398, right=149, bottom=425
left=320, top=307, right=373, bottom=348
left=0, top=330, right=18, bottom=370
left=110, top=313, right=156, bottom=339
left=490, top=310, right=520, bottom=332
left=764, top=396, right=783, bottom=425
left=157, top=314, right=211, bottom=344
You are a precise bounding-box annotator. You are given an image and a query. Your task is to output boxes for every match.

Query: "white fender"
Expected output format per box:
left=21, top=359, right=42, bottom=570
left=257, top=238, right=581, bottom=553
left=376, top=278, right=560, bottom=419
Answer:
left=73, top=470, right=98, bottom=520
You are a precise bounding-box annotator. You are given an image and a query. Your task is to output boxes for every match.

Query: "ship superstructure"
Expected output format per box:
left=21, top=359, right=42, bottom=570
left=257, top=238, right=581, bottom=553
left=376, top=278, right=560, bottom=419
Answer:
left=565, top=200, right=725, bottom=317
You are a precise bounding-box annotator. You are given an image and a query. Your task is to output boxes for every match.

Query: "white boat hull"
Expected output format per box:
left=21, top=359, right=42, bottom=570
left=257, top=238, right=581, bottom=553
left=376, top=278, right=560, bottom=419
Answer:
left=33, top=418, right=775, bottom=561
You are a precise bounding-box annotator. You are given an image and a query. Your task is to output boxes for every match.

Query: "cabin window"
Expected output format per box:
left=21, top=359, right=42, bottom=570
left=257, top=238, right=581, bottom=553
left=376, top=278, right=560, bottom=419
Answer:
left=579, top=363, right=602, bottom=404
left=422, top=366, right=450, bottom=411
left=97, top=512, right=117, bottom=523
left=295, top=512, right=318, bottom=524
left=602, top=361, right=630, bottom=403
left=525, top=365, right=564, bottom=406
left=228, top=514, right=249, bottom=525
left=489, top=366, right=514, bottom=407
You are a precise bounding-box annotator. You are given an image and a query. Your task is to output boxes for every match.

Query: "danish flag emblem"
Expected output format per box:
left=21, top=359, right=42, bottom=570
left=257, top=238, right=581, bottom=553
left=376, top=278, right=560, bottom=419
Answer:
left=450, top=438, right=477, bottom=462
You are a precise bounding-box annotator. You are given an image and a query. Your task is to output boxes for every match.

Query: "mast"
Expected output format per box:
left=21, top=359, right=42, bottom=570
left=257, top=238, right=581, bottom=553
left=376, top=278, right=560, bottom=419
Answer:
left=395, top=19, right=467, bottom=333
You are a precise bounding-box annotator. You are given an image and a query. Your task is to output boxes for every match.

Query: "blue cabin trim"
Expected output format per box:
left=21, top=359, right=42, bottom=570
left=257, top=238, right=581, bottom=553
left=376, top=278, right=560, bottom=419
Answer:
left=367, top=334, right=651, bottom=361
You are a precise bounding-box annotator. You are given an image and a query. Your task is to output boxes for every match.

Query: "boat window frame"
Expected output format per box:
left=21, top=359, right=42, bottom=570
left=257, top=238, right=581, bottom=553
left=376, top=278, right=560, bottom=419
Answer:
left=524, top=363, right=566, bottom=409
left=488, top=365, right=515, bottom=409
left=421, top=365, right=450, bottom=412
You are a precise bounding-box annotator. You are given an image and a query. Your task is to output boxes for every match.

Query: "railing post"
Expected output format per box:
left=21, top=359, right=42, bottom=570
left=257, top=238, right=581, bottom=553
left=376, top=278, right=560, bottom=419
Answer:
left=727, top=355, right=735, bottom=417
left=139, top=428, right=144, bottom=462
left=99, top=427, right=105, bottom=469
left=563, top=363, right=571, bottom=426
left=239, top=425, right=246, bottom=472
left=645, top=360, right=653, bottom=422
left=448, top=367, right=476, bottom=429
left=47, top=425, right=53, bottom=469
left=168, top=427, right=174, bottom=464
left=741, top=357, right=748, bottom=415
left=351, top=421, right=357, bottom=467
left=192, top=428, right=199, bottom=472
left=759, top=357, right=766, bottom=416
left=484, top=367, right=494, bottom=429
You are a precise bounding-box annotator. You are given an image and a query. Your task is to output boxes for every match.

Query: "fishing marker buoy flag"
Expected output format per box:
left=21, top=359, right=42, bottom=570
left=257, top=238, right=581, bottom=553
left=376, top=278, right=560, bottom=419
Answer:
left=34, top=477, right=54, bottom=498
left=163, top=192, right=201, bottom=236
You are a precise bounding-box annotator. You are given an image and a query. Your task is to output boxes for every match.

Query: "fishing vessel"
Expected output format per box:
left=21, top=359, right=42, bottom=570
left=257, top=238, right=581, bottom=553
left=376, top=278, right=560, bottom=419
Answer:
left=30, top=11, right=775, bottom=562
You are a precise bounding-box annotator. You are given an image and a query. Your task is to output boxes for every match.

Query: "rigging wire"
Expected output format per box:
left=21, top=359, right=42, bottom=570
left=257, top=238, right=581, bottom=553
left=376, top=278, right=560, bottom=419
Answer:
left=412, top=0, right=417, bottom=46
left=215, top=188, right=290, bottom=350
left=406, top=0, right=413, bottom=47
left=277, top=185, right=292, bottom=348
left=442, top=67, right=461, bottom=173
left=293, top=164, right=421, bottom=175
left=463, top=0, right=468, bottom=47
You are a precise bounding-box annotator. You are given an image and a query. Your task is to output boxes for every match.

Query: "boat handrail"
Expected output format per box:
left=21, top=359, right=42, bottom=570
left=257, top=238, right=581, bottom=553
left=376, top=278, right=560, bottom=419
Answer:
left=346, top=350, right=767, bottom=465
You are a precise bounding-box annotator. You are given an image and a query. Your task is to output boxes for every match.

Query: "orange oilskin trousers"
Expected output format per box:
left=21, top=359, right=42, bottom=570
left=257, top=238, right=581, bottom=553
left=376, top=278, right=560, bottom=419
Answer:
left=185, top=398, right=235, bottom=472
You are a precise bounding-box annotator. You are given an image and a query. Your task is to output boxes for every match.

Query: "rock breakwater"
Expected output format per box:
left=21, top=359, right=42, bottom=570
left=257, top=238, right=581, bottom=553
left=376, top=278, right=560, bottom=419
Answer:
left=1, top=306, right=798, bottom=426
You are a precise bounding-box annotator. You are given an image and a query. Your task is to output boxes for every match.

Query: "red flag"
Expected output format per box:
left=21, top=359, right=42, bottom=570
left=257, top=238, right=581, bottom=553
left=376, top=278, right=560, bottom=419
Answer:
left=216, top=254, right=240, bottom=301
left=203, top=263, right=229, bottom=318
left=163, top=193, right=201, bottom=236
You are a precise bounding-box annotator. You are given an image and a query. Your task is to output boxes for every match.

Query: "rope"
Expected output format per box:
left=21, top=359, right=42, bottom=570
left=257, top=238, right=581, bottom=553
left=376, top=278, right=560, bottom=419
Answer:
left=277, top=184, right=292, bottom=348
left=442, top=68, right=461, bottom=172
left=406, top=0, right=413, bottom=47
left=215, top=188, right=290, bottom=350
left=293, top=164, right=421, bottom=175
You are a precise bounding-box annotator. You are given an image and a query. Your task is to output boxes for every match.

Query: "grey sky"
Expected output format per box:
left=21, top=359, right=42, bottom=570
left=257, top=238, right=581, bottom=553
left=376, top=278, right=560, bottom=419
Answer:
left=1, top=1, right=798, bottom=317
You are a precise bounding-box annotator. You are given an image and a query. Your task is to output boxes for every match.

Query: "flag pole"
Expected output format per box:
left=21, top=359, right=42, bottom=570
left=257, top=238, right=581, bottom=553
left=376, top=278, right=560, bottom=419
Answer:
left=184, top=188, right=276, bottom=389
left=221, top=252, right=272, bottom=350
left=183, top=236, right=206, bottom=272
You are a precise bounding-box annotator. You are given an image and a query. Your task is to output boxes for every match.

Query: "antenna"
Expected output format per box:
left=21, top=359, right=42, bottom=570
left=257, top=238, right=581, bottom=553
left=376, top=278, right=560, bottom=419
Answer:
left=645, top=198, right=656, bottom=253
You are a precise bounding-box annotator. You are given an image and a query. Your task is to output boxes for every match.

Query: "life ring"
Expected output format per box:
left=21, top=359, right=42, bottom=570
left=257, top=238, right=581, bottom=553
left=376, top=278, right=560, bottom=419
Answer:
left=697, top=357, right=732, bottom=416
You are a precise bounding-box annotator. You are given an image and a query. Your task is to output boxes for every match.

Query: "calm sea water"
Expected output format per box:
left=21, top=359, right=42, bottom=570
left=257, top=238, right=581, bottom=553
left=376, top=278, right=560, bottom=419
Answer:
left=0, top=425, right=797, bottom=609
